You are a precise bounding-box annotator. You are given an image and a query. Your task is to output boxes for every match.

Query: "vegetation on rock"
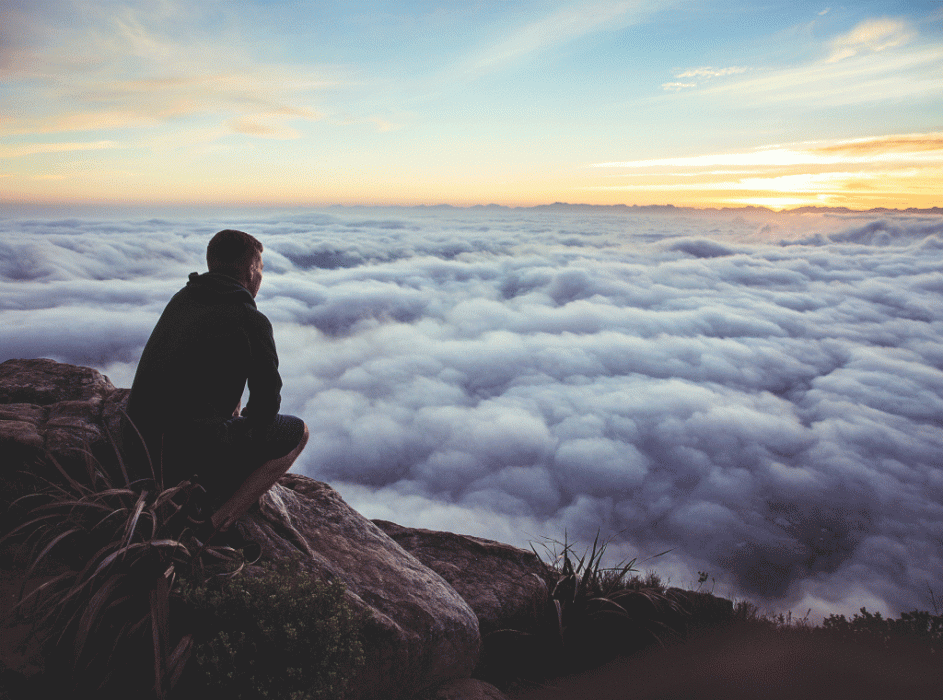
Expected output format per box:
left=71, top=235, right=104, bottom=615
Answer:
left=176, top=557, right=364, bottom=700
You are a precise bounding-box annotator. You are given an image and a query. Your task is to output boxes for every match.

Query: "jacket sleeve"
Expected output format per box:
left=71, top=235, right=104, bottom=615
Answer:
left=242, top=310, right=282, bottom=426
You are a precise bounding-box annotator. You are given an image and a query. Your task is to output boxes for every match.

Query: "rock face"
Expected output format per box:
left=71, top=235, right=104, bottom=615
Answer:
left=373, top=520, right=551, bottom=638
left=0, top=358, right=126, bottom=458
left=0, top=358, right=130, bottom=514
left=0, top=359, right=488, bottom=699
left=250, top=477, right=480, bottom=700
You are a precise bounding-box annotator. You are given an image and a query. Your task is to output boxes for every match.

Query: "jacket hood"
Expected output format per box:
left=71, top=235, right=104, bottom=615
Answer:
left=185, top=271, right=256, bottom=307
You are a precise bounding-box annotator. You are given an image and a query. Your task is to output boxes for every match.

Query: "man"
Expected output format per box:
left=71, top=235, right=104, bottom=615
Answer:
left=127, top=229, right=308, bottom=536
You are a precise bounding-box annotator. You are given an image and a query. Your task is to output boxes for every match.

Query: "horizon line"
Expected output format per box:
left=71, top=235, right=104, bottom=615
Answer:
left=3, top=199, right=942, bottom=216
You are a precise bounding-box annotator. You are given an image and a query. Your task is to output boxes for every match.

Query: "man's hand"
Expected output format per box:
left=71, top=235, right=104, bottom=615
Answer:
left=233, top=401, right=241, bottom=418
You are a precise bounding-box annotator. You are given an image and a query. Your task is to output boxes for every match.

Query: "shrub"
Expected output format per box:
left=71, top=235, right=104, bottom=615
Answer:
left=534, top=532, right=677, bottom=671
left=820, top=607, right=943, bottom=653
left=175, top=557, right=364, bottom=700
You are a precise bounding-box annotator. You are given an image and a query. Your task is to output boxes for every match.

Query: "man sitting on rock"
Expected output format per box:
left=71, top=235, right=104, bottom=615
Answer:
left=127, top=229, right=309, bottom=540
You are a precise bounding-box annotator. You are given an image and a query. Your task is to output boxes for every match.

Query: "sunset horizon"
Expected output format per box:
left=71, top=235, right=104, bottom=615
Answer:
left=3, top=2, right=940, bottom=211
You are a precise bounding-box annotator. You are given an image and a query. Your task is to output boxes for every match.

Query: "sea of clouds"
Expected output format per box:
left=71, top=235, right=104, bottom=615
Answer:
left=3, top=204, right=943, bottom=620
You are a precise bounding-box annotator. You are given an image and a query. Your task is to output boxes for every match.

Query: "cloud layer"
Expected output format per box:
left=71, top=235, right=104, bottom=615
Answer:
left=3, top=205, right=943, bottom=620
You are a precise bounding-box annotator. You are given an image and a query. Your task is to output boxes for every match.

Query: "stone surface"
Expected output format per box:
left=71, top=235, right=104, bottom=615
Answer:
left=249, top=476, right=481, bottom=700
left=374, top=520, right=551, bottom=638
left=0, top=358, right=125, bottom=472
left=421, top=678, right=508, bottom=700
left=0, top=358, right=116, bottom=406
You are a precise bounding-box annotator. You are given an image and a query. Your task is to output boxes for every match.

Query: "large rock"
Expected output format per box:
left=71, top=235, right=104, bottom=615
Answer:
left=373, top=520, right=551, bottom=638
left=0, top=359, right=131, bottom=516
left=0, top=359, right=481, bottom=700
left=0, top=358, right=117, bottom=406
left=0, top=358, right=124, bottom=461
left=249, top=477, right=480, bottom=700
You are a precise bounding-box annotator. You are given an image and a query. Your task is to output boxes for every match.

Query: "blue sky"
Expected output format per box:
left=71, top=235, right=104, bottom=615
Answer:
left=2, top=0, right=941, bottom=207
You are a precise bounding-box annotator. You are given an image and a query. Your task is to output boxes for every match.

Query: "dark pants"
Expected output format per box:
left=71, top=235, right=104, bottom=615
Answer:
left=127, top=414, right=305, bottom=505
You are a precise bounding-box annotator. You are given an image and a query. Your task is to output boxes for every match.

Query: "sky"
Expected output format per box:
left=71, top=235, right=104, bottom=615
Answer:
left=3, top=206, right=943, bottom=622
left=1, top=0, right=941, bottom=209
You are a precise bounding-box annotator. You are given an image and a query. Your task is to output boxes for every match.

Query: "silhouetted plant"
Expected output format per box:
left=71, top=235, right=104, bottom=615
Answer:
left=533, top=531, right=678, bottom=670
left=821, top=607, right=943, bottom=653
left=2, top=431, right=244, bottom=699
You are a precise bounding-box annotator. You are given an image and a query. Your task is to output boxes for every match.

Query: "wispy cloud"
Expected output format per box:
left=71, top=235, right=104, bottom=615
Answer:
left=661, top=81, right=696, bottom=92
left=827, top=17, right=915, bottom=62
left=2, top=2, right=339, bottom=140
left=588, top=133, right=943, bottom=207
left=662, top=65, right=747, bottom=91
left=700, top=43, right=943, bottom=106
left=0, top=140, right=118, bottom=158
left=659, top=15, right=936, bottom=106
left=227, top=106, right=324, bottom=139
left=813, top=134, right=943, bottom=157
left=675, top=66, right=748, bottom=79
left=471, top=0, right=671, bottom=73
left=592, top=133, right=943, bottom=169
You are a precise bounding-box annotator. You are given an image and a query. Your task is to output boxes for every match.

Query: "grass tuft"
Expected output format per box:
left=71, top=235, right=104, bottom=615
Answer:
left=532, top=531, right=678, bottom=672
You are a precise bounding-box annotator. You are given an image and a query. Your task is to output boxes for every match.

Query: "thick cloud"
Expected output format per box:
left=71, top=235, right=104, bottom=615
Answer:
left=2, top=206, right=943, bottom=620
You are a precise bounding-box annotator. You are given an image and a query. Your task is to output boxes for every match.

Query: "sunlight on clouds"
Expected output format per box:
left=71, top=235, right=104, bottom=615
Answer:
left=675, top=66, right=748, bottom=79
left=815, top=133, right=943, bottom=157
left=591, top=172, right=863, bottom=194
left=595, top=149, right=828, bottom=169
left=1, top=1, right=340, bottom=142
left=732, top=196, right=817, bottom=208
left=227, top=107, right=324, bottom=139
left=593, top=134, right=943, bottom=169
left=827, top=17, right=915, bottom=62
left=662, top=65, right=749, bottom=92
left=0, top=141, right=118, bottom=158
left=587, top=133, right=943, bottom=209
left=735, top=172, right=863, bottom=193
left=661, top=82, right=696, bottom=91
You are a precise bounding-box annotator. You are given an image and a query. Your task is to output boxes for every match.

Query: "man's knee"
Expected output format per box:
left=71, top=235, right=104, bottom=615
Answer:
left=261, top=421, right=308, bottom=476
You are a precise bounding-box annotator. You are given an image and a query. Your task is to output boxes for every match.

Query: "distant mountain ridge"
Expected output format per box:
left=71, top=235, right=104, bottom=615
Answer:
left=384, top=202, right=943, bottom=215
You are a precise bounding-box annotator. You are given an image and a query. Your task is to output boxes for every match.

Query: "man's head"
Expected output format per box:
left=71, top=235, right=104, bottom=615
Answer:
left=207, top=229, right=264, bottom=297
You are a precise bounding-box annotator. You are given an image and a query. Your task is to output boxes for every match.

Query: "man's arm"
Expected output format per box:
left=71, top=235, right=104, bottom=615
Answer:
left=241, top=311, right=282, bottom=425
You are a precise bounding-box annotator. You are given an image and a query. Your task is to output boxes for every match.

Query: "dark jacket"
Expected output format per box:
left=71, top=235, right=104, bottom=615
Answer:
left=127, top=272, right=282, bottom=466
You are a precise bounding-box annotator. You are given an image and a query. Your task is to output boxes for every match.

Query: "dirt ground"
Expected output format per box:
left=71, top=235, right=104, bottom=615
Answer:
left=506, top=624, right=943, bottom=700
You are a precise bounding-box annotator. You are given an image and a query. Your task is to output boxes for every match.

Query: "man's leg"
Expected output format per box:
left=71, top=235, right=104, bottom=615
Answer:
left=211, top=423, right=309, bottom=531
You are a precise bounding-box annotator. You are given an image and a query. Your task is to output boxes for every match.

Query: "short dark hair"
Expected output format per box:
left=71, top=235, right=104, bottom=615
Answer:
left=207, top=229, right=263, bottom=273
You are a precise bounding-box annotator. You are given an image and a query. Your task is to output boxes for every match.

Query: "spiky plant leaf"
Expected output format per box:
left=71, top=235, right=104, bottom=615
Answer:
left=8, top=429, right=244, bottom=698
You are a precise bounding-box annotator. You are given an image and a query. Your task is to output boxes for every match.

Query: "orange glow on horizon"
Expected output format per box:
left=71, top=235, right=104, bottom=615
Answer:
left=2, top=133, right=940, bottom=212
